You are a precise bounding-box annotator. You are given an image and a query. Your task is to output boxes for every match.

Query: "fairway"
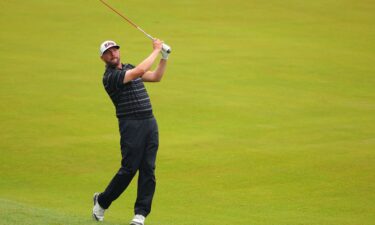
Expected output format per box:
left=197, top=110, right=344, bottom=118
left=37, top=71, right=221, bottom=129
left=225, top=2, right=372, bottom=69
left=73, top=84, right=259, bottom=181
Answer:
left=0, top=0, right=374, bottom=224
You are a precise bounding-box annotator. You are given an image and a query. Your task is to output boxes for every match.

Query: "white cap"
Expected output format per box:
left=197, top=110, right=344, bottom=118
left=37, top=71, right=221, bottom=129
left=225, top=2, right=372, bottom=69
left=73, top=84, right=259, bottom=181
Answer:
left=99, top=40, right=120, bottom=56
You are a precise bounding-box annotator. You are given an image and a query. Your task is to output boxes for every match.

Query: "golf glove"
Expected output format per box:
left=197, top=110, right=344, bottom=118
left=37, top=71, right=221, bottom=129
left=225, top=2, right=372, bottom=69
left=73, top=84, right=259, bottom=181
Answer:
left=161, top=49, right=169, bottom=60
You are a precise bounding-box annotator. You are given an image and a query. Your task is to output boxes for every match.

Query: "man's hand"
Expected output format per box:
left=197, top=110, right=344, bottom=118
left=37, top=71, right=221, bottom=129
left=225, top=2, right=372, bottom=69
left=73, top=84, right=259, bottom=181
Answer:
left=153, top=39, right=163, bottom=52
left=161, top=49, right=169, bottom=60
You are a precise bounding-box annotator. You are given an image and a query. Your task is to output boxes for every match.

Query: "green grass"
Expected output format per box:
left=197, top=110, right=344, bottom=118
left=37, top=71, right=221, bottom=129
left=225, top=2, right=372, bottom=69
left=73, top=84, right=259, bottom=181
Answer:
left=0, top=0, right=374, bottom=224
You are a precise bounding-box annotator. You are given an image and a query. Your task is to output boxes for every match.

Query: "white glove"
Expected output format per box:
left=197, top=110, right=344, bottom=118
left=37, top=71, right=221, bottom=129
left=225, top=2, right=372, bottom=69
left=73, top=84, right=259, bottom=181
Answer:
left=161, top=49, right=169, bottom=60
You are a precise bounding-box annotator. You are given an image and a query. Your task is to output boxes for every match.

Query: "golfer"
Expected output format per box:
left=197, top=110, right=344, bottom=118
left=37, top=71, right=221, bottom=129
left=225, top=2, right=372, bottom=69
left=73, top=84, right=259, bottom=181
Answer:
left=92, top=39, right=169, bottom=225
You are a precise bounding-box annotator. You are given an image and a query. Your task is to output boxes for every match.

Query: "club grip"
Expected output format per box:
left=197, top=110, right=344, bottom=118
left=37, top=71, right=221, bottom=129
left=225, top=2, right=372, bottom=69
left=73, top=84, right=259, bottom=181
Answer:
left=162, top=43, right=171, bottom=54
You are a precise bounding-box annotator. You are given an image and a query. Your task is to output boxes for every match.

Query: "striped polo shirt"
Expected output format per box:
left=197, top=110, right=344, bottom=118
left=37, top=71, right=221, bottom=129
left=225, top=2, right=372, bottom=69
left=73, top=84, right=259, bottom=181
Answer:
left=102, top=63, right=153, bottom=119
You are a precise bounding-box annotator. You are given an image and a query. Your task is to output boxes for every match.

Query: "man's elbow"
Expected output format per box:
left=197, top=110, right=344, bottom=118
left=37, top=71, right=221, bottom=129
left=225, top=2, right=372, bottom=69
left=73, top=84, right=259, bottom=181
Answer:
left=153, top=72, right=165, bottom=82
left=154, top=76, right=162, bottom=82
left=147, top=71, right=162, bottom=82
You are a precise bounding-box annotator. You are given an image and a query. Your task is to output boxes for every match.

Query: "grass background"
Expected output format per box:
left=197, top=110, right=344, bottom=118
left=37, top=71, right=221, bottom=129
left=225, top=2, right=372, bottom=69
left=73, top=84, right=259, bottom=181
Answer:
left=0, top=0, right=374, bottom=224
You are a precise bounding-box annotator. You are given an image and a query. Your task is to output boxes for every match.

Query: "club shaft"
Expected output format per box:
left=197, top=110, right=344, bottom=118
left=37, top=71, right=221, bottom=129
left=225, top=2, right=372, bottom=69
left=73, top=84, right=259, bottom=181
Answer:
left=99, top=0, right=153, bottom=39
left=99, top=0, right=171, bottom=53
left=137, top=27, right=155, bottom=40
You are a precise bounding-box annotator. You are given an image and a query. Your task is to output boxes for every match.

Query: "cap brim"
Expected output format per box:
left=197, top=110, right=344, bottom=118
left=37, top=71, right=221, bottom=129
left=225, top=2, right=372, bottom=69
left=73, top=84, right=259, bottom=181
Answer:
left=101, top=45, right=120, bottom=56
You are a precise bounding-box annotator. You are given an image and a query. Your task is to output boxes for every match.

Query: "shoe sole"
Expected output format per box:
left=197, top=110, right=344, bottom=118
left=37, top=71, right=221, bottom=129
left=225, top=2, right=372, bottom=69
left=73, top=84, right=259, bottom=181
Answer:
left=93, top=213, right=101, bottom=221
left=130, top=222, right=143, bottom=225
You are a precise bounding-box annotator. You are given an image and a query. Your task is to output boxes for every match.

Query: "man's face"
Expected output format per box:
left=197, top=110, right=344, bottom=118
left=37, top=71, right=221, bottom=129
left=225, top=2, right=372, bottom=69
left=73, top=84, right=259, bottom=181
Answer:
left=101, top=47, right=121, bottom=66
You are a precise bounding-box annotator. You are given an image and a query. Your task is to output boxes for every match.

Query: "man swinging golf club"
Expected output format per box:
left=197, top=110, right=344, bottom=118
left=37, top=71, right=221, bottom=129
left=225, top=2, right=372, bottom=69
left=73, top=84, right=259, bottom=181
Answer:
left=92, top=38, right=169, bottom=225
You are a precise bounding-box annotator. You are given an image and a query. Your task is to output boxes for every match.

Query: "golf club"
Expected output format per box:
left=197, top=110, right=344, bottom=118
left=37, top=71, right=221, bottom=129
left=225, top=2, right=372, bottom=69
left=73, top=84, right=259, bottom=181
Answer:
left=99, top=0, right=171, bottom=54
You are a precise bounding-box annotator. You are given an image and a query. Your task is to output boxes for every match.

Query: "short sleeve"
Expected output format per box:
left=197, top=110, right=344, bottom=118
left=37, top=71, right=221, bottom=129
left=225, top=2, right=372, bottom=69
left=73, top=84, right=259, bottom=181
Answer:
left=104, top=69, right=126, bottom=93
left=124, top=63, right=135, bottom=70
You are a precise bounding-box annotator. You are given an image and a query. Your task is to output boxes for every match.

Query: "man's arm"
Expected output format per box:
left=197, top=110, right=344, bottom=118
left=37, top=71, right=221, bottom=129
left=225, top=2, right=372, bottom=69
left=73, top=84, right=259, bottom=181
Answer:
left=123, top=39, right=162, bottom=83
left=141, top=59, right=167, bottom=82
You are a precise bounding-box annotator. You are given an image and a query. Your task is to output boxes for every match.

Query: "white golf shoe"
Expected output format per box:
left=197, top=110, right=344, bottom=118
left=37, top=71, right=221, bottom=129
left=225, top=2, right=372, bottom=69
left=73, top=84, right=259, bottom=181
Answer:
left=130, top=214, right=146, bottom=225
left=92, top=193, right=105, bottom=221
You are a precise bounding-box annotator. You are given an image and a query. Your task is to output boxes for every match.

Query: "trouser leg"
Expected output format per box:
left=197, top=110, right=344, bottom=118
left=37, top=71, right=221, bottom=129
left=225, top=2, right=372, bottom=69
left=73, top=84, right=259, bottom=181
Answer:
left=98, top=119, right=146, bottom=209
left=98, top=167, right=137, bottom=209
left=134, top=118, right=159, bottom=217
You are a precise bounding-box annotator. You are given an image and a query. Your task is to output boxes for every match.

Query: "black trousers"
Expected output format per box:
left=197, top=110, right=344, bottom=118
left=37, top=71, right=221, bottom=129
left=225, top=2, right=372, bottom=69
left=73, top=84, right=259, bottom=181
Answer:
left=98, top=117, right=159, bottom=217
